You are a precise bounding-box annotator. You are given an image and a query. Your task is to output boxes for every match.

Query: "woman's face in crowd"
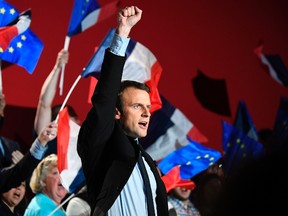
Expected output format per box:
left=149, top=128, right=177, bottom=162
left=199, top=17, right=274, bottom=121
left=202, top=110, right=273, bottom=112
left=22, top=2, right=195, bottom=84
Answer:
left=42, top=165, right=67, bottom=205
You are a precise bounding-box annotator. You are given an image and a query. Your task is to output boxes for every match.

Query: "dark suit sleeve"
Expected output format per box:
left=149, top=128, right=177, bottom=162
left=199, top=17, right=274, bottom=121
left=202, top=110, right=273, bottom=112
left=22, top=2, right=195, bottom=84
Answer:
left=77, top=50, right=126, bottom=165
left=77, top=50, right=127, bottom=210
left=0, top=151, right=40, bottom=193
left=0, top=137, right=21, bottom=168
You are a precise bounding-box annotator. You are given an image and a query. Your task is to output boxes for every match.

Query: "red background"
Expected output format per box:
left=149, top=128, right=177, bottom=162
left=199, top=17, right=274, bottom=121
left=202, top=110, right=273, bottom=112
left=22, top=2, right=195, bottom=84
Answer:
left=2, top=0, right=288, bottom=153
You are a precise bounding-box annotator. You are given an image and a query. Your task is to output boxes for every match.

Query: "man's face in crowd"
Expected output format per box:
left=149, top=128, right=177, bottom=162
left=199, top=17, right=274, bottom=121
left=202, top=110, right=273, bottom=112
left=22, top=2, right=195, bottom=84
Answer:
left=116, top=87, right=151, bottom=138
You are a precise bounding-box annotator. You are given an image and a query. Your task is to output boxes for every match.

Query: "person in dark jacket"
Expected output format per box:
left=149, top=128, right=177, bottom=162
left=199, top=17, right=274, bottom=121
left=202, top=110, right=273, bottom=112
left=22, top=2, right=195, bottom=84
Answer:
left=77, top=5, right=168, bottom=216
left=0, top=121, right=57, bottom=193
left=0, top=94, right=22, bottom=170
left=0, top=181, right=26, bottom=216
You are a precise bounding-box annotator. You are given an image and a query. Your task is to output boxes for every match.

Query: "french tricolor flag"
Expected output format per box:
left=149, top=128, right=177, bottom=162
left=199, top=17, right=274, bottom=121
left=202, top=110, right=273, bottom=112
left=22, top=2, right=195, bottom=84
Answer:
left=254, top=44, right=288, bottom=87
left=123, top=35, right=163, bottom=113
left=140, top=95, right=208, bottom=161
left=67, top=0, right=120, bottom=37
left=84, top=28, right=163, bottom=113
left=57, top=107, right=85, bottom=193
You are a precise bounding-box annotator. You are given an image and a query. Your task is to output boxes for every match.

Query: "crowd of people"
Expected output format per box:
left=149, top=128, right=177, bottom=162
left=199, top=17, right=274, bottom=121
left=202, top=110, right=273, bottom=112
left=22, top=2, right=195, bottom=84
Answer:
left=0, top=4, right=287, bottom=216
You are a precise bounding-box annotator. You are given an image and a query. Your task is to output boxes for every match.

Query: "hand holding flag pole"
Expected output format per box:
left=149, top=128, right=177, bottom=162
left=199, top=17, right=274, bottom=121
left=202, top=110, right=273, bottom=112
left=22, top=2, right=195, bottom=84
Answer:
left=59, top=36, right=70, bottom=96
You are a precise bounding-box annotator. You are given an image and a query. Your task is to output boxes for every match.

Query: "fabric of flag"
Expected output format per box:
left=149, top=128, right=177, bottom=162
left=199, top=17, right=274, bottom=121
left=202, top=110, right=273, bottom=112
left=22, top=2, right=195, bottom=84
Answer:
left=192, top=70, right=231, bottom=117
left=272, top=96, right=288, bottom=149
left=67, top=0, right=119, bottom=37
left=57, top=107, right=70, bottom=172
left=254, top=44, right=288, bottom=87
left=222, top=120, right=265, bottom=175
left=0, top=2, right=25, bottom=52
left=0, top=24, right=19, bottom=51
left=0, top=28, right=43, bottom=74
left=82, top=28, right=163, bottom=113
left=0, top=9, right=32, bottom=52
left=158, top=140, right=222, bottom=179
left=140, top=94, right=208, bottom=161
left=57, top=108, right=86, bottom=193
left=81, top=28, right=115, bottom=78
left=0, top=0, right=19, bottom=26
left=161, top=165, right=196, bottom=193
left=233, top=100, right=259, bottom=141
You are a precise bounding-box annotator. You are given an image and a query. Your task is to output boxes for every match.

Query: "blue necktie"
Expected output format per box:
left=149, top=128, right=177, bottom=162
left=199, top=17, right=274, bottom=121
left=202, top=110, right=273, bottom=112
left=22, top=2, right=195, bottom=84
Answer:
left=138, top=151, right=155, bottom=216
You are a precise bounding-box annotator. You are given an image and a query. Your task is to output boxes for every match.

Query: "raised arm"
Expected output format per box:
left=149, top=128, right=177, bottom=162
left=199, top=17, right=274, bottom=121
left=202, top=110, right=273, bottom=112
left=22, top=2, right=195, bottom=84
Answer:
left=0, top=94, right=6, bottom=118
left=34, top=49, right=69, bottom=134
left=116, top=6, right=142, bottom=38
left=0, top=121, right=57, bottom=193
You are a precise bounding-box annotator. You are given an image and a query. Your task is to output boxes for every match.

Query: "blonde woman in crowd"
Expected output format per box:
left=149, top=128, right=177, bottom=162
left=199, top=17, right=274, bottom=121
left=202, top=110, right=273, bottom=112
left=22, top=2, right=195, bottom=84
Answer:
left=24, top=154, right=67, bottom=216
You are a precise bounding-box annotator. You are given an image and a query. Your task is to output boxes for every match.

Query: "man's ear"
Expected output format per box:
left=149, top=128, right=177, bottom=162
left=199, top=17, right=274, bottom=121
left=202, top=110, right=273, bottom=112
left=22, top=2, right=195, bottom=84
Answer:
left=115, top=108, right=121, bottom=120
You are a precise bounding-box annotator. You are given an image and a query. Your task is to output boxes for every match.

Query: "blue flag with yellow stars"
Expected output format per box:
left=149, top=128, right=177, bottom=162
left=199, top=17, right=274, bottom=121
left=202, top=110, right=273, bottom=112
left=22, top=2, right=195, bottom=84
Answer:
left=0, top=28, right=43, bottom=74
left=222, top=120, right=265, bottom=175
left=158, top=139, right=222, bottom=179
left=67, top=0, right=119, bottom=37
left=272, top=96, right=288, bottom=150
left=0, top=0, right=19, bottom=26
left=233, top=100, right=259, bottom=141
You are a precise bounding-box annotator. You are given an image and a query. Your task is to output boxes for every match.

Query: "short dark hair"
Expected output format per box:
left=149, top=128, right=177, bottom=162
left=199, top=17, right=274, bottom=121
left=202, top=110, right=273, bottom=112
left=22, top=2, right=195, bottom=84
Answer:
left=116, top=80, right=150, bottom=113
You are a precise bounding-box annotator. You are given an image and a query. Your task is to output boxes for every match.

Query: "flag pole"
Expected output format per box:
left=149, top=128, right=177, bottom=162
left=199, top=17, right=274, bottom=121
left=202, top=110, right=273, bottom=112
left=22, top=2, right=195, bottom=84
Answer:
left=59, top=36, right=70, bottom=96
left=55, top=74, right=81, bottom=123
left=47, top=193, right=75, bottom=216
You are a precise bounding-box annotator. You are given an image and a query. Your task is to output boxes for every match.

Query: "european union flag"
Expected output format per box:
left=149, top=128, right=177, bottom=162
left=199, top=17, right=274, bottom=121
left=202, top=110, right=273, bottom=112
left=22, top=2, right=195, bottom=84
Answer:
left=222, top=120, right=265, bottom=175
left=81, top=28, right=115, bottom=78
left=0, top=28, right=43, bottom=74
left=272, top=96, right=288, bottom=150
left=233, top=100, right=259, bottom=140
left=67, top=0, right=100, bottom=37
left=67, top=0, right=119, bottom=37
left=82, top=28, right=139, bottom=78
left=0, top=0, right=19, bottom=26
left=158, top=140, right=222, bottom=179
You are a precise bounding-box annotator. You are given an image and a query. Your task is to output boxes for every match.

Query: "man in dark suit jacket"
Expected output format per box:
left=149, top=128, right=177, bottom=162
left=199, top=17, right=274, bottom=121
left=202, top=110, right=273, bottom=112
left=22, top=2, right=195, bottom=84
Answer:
left=0, top=94, right=21, bottom=169
left=0, top=121, right=57, bottom=193
left=77, top=5, right=168, bottom=216
left=0, top=136, right=21, bottom=169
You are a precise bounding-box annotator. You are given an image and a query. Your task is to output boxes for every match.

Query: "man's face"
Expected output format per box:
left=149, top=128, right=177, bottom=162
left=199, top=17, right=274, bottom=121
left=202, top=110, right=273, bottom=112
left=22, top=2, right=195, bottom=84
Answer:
left=117, top=87, right=151, bottom=138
